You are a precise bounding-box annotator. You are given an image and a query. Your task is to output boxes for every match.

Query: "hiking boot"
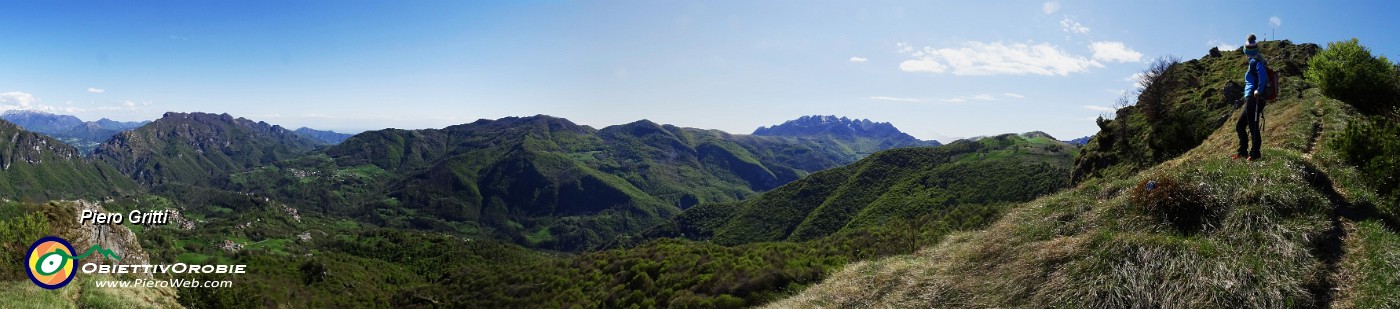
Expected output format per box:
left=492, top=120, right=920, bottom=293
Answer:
left=1231, top=154, right=1247, bottom=160
left=1248, top=156, right=1260, bottom=162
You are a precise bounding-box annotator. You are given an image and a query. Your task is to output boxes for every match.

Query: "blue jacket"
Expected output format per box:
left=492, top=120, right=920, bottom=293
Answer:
left=1244, top=58, right=1269, bottom=98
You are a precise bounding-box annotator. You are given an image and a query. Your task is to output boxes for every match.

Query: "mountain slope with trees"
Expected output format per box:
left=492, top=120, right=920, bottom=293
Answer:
left=0, top=119, right=138, bottom=200
left=1, top=110, right=150, bottom=154
left=93, top=112, right=322, bottom=186
left=649, top=133, right=1075, bottom=245
left=226, top=115, right=935, bottom=250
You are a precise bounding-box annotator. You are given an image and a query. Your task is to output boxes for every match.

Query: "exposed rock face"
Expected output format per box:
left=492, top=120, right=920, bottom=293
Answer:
left=753, top=115, right=935, bottom=146
left=56, top=200, right=154, bottom=277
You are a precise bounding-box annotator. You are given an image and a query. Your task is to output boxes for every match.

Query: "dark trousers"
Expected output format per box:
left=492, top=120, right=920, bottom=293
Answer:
left=1235, top=95, right=1263, bottom=158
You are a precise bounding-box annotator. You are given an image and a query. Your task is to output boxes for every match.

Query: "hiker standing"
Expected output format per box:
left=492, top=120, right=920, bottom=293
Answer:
left=1234, top=34, right=1269, bottom=161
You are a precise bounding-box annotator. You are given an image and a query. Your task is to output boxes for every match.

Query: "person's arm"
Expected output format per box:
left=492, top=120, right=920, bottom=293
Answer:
left=1257, top=61, right=1269, bottom=97
left=1243, top=60, right=1257, bottom=97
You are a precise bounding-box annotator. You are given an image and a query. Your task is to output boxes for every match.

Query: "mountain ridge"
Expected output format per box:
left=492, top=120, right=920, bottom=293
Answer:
left=94, top=112, right=322, bottom=186
left=227, top=113, right=938, bottom=250
left=0, top=119, right=139, bottom=199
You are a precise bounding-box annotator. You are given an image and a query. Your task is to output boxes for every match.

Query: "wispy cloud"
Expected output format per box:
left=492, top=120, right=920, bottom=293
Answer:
left=87, top=87, right=105, bottom=93
left=849, top=56, right=868, bottom=63
left=96, top=100, right=148, bottom=111
left=1083, top=105, right=1117, bottom=112
left=897, top=41, right=1101, bottom=76
left=1042, top=1, right=1060, bottom=15
left=939, top=93, right=1023, bottom=103
left=1060, top=17, right=1089, bottom=34
left=870, top=92, right=1023, bottom=104
left=868, top=96, right=922, bottom=103
left=1089, top=41, right=1143, bottom=63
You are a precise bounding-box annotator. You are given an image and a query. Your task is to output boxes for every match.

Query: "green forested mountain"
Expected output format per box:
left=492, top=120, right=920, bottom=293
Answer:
left=227, top=115, right=934, bottom=250
left=651, top=133, right=1076, bottom=245
left=1, top=110, right=150, bottom=154
left=0, top=119, right=138, bottom=200
left=293, top=127, right=354, bottom=145
left=93, top=112, right=322, bottom=186
left=60, top=129, right=1073, bottom=308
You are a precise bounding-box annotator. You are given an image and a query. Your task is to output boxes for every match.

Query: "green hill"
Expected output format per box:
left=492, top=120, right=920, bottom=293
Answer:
left=0, top=119, right=138, bottom=200
left=226, top=115, right=930, bottom=250
left=332, top=132, right=1077, bottom=308
left=647, top=133, right=1075, bottom=245
left=1073, top=40, right=1321, bottom=184
left=93, top=112, right=322, bottom=186
left=771, top=41, right=1400, bottom=308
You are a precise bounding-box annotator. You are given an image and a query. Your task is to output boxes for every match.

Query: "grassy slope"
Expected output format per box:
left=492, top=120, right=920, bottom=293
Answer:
left=770, top=88, right=1400, bottom=307
left=698, top=134, right=1075, bottom=245
left=1072, top=41, right=1320, bottom=184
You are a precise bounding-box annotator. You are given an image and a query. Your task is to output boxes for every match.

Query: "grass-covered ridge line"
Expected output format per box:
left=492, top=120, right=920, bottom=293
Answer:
left=1073, top=40, right=1321, bottom=184
left=772, top=63, right=1400, bottom=308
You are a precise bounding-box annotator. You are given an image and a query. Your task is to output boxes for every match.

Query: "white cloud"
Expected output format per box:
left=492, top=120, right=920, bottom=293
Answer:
left=899, top=59, right=949, bottom=73
left=0, top=91, right=91, bottom=114
left=868, top=96, right=922, bottom=103
left=1083, top=105, right=1117, bottom=112
left=0, top=91, right=38, bottom=109
left=872, top=93, right=1021, bottom=104
left=95, top=100, right=148, bottom=111
left=1209, top=39, right=1238, bottom=51
left=1042, top=1, right=1060, bottom=14
left=1060, top=17, right=1089, bottom=34
left=40, top=106, right=84, bottom=113
left=849, top=56, right=868, bottom=63
left=87, top=87, right=105, bottom=93
left=1269, top=16, right=1282, bottom=28
left=898, top=41, right=1102, bottom=76
left=895, top=42, right=914, bottom=53
left=1089, top=41, right=1143, bottom=63
left=938, top=93, right=1016, bottom=103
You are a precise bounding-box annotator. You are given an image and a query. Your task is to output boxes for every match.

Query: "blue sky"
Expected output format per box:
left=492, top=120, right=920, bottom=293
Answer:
left=1, top=1, right=1396, bottom=142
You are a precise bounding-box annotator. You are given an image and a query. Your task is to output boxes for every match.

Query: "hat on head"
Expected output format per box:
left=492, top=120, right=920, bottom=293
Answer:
left=1244, top=34, right=1259, bottom=56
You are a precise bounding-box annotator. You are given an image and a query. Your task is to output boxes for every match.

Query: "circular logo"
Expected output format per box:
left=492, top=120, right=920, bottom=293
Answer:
left=26, top=236, right=76, bottom=290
